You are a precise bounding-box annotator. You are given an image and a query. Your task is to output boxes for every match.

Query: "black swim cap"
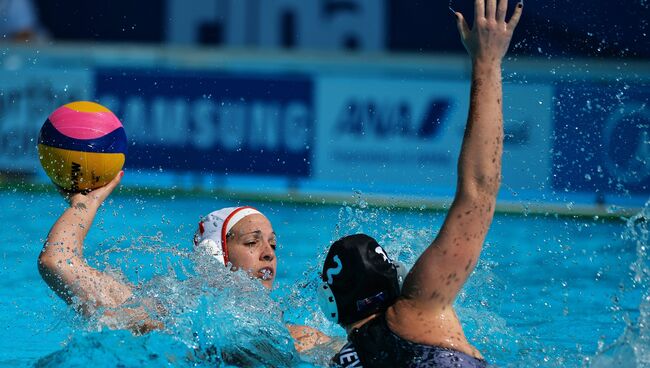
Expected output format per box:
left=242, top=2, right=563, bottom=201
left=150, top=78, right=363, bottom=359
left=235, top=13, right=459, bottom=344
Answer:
left=320, top=234, right=401, bottom=326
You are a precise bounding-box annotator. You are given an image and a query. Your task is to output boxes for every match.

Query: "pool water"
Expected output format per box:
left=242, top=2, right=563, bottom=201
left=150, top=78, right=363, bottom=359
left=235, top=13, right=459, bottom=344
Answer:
left=0, top=188, right=648, bottom=367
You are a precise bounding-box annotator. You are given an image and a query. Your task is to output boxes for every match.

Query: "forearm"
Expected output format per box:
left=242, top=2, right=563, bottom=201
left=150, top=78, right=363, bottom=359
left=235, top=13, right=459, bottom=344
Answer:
left=39, top=198, right=132, bottom=311
left=398, top=0, right=521, bottom=312
left=44, top=200, right=99, bottom=260
left=457, top=60, right=503, bottom=199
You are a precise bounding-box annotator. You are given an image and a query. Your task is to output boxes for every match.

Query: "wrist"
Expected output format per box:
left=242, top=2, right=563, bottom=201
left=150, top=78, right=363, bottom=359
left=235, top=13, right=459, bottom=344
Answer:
left=472, top=57, right=501, bottom=72
left=70, top=195, right=99, bottom=211
left=471, top=59, right=502, bottom=76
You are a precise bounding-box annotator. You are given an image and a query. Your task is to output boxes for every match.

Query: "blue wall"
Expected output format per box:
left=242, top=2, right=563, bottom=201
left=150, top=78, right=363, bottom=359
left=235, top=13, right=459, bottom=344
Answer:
left=34, top=0, right=650, bottom=58
left=553, top=82, right=650, bottom=195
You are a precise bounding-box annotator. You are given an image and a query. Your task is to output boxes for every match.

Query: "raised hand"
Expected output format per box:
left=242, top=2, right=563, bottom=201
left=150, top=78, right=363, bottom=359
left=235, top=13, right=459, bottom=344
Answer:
left=40, top=169, right=133, bottom=315
left=66, top=171, right=124, bottom=209
left=454, top=0, right=523, bottom=63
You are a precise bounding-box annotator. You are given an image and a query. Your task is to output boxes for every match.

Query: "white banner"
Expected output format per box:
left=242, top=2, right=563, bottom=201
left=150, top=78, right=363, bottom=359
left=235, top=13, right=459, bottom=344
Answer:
left=314, top=76, right=553, bottom=195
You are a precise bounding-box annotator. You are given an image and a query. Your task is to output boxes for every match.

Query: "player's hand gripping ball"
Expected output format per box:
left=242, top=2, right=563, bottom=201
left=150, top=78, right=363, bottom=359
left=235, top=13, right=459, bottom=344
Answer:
left=37, top=101, right=127, bottom=192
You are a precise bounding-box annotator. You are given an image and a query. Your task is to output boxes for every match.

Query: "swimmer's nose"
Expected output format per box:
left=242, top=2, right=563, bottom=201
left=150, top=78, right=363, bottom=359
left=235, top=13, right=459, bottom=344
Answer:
left=260, top=240, right=275, bottom=262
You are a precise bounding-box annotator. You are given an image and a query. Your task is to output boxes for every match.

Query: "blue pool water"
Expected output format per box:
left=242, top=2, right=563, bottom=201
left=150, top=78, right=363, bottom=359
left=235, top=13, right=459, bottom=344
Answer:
left=0, top=188, right=648, bottom=367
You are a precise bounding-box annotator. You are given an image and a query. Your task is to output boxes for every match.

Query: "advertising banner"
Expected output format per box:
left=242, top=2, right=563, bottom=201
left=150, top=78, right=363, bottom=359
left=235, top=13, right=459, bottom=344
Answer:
left=553, top=82, right=650, bottom=195
left=0, top=69, right=93, bottom=171
left=94, top=69, right=313, bottom=177
left=314, top=76, right=554, bottom=195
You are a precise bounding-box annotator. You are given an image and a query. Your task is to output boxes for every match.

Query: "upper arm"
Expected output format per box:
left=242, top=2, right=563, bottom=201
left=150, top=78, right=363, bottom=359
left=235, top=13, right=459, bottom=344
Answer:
left=287, top=324, right=331, bottom=352
left=400, top=191, right=496, bottom=309
left=38, top=244, right=133, bottom=314
left=39, top=177, right=134, bottom=318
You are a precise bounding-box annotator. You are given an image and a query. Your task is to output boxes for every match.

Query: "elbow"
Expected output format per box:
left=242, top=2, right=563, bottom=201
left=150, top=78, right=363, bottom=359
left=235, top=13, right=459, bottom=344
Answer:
left=37, top=243, right=67, bottom=279
left=457, top=172, right=501, bottom=201
left=476, top=171, right=502, bottom=196
left=37, top=246, right=77, bottom=307
left=38, top=249, right=58, bottom=278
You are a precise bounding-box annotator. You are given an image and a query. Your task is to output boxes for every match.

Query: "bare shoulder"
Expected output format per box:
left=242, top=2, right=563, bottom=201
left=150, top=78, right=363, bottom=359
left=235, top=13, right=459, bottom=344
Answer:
left=286, top=324, right=331, bottom=352
left=385, top=301, right=483, bottom=359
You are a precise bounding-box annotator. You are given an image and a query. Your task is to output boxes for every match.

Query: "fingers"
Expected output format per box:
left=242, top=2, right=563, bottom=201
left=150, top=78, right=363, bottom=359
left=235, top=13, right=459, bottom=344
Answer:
left=103, top=171, right=124, bottom=194
left=455, top=12, right=471, bottom=41
left=507, top=2, right=523, bottom=30
left=496, top=0, right=508, bottom=22
left=475, top=0, right=485, bottom=20
left=486, top=0, right=496, bottom=19
left=88, top=170, right=123, bottom=202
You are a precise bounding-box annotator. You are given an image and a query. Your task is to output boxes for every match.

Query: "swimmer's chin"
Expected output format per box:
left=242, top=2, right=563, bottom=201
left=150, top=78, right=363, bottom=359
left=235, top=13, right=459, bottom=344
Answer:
left=261, top=278, right=274, bottom=289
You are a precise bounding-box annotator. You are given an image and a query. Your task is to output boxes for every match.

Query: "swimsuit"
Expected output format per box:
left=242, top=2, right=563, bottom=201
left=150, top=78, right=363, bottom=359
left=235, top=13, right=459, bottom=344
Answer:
left=331, top=314, right=488, bottom=368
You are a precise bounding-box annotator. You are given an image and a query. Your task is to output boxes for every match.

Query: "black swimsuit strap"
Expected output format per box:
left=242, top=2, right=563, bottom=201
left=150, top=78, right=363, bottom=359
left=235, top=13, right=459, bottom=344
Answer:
left=341, top=314, right=488, bottom=368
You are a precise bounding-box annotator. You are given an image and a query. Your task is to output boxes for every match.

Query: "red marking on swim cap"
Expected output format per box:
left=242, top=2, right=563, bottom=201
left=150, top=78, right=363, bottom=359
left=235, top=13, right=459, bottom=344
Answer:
left=220, top=206, right=258, bottom=266
left=194, top=221, right=205, bottom=246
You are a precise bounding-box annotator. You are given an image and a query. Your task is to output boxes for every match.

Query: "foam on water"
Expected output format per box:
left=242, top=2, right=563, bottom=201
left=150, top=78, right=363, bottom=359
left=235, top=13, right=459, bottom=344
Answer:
left=588, top=200, right=650, bottom=367
left=290, top=197, right=650, bottom=367
left=28, top=195, right=650, bottom=367
left=280, top=199, right=523, bottom=364
left=35, top=238, right=305, bottom=367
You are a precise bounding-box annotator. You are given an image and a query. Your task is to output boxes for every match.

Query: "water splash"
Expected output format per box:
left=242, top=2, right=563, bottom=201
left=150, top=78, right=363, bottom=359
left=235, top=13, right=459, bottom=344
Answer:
left=285, top=193, right=519, bottom=364
left=36, top=238, right=305, bottom=367
left=277, top=195, right=401, bottom=346
left=588, top=200, right=650, bottom=367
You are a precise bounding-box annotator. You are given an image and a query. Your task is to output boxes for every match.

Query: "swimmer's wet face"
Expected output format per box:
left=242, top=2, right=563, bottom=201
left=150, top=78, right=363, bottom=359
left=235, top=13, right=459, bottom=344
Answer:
left=225, top=214, right=277, bottom=289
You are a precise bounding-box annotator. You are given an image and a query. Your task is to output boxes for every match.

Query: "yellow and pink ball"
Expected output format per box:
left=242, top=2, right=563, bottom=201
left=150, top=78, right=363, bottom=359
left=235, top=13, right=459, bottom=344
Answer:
left=37, top=101, right=127, bottom=192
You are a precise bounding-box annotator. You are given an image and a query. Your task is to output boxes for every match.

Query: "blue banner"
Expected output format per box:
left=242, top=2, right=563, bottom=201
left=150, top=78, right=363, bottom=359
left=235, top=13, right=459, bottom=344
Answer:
left=553, top=82, right=650, bottom=195
left=94, top=69, right=313, bottom=177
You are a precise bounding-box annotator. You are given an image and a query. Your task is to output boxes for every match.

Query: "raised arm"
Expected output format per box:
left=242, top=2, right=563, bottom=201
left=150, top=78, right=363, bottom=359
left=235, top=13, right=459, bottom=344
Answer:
left=38, top=172, right=134, bottom=315
left=400, top=0, right=522, bottom=309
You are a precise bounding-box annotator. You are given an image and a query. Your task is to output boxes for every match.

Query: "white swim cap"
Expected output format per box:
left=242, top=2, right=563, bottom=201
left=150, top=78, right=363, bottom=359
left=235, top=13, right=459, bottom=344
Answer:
left=193, top=206, right=263, bottom=265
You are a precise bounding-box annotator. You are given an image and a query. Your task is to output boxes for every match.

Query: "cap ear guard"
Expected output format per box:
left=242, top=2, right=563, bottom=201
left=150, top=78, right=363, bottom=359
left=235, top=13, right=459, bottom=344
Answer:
left=318, top=234, right=411, bottom=325
left=197, top=238, right=226, bottom=265
left=317, top=282, right=339, bottom=323
left=394, top=261, right=408, bottom=289
left=317, top=260, right=408, bottom=324
left=193, top=206, right=263, bottom=266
